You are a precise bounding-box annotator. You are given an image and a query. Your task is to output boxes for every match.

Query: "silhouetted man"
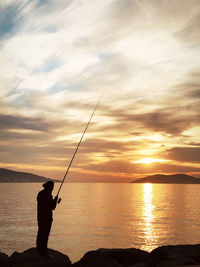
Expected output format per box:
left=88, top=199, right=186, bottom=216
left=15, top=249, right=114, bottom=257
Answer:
left=36, top=181, right=59, bottom=257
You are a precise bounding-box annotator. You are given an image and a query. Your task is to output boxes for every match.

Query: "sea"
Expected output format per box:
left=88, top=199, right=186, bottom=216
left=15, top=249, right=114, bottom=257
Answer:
left=0, top=183, right=200, bottom=263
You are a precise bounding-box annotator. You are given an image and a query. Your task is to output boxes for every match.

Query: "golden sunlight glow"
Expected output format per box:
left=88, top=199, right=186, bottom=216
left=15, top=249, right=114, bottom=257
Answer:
left=142, top=183, right=155, bottom=251
left=143, top=184, right=152, bottom=204
left=7, top=129, right=40, bottom=134
left=183, top=127, right=200, bottom=143
left=146, top=134, right=164, bottom=141
left=55, top=133, right=95, bottom=142
left=132, top=133, right=164, bottom=142
left=134, top=158, right=167, bottom=164
left=139, top=149, right=157, bottom=155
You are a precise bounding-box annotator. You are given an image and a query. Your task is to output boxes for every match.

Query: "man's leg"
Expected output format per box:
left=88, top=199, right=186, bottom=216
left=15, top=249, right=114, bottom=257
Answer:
left=43, top=220, right=52, bottom=253
left=36, top=220, right=52, bottom=256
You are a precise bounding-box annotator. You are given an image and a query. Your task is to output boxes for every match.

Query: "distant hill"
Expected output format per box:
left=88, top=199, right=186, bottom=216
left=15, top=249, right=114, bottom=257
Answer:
left=0, top=168, right=60, bottom=183
left=132, top=174, right=200, bottom=184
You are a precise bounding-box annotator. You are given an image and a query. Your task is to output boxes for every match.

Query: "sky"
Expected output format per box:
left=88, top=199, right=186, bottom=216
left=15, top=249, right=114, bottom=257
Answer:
left=0, top=0, right=200, bottom=182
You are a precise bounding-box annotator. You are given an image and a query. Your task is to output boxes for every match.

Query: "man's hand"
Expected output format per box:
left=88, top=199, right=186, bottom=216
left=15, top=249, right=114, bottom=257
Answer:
left=54, top=195, right=61, bottom=204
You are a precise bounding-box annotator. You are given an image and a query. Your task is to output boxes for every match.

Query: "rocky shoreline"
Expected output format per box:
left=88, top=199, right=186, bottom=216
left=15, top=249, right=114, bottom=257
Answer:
left=1, top=244, right=200, bottom=267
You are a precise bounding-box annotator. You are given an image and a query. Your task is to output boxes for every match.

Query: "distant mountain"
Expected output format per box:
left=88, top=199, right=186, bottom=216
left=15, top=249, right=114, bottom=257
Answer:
left=132, top=174, right=200, bottom=184
left=0, top=168, right=60, bottom=183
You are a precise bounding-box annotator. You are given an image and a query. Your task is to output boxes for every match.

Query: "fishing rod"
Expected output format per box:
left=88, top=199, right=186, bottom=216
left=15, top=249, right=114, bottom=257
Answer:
left=56, top=96, right=102, bottom=199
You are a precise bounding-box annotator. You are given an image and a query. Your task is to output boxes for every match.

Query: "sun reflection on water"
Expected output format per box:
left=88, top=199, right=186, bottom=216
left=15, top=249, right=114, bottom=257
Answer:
left=141, top=183, right=156, bottom=251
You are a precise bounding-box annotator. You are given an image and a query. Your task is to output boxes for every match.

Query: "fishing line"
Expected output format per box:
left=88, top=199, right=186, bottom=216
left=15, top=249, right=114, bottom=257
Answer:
left=56, top=96, right=102, bottom=198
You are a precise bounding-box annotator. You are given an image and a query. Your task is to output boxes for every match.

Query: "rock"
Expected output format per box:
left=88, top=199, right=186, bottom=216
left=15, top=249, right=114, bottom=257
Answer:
left=10, top=247, right=71, bottom=267
left=73, top=248, right=154, bottom=267
left=72, top=250, right=122, bottom=267
left=133, top=263, right=149, bottom=267
left=155, top=255, right=198, bottom=267
left=151, top=244, right=200, bottom=266
left=97, top=248, right=154, bottom=267
left=0, top=251, right=11, bottom=267
left=4, top=244, right=200, bottom=267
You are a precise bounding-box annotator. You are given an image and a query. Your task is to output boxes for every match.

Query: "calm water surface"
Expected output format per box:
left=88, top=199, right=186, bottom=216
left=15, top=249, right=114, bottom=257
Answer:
left=0, top=183, right=200, bottom=262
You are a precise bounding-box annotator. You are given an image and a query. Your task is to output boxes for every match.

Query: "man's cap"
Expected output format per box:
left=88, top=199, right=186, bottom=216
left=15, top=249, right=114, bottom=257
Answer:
left=43, top=180, right=54, bottom=189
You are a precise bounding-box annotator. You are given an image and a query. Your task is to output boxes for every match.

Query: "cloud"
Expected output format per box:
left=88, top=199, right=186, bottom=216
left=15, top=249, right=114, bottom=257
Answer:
left=176, top=10, right=200, bottom=45
left=0, top=114, right=50, bottom=131
left=188, top=89, right=200, bottom=98
left=166, top=147, right=200, bottom=163
left=0, top=0, right=200, bottom=181
left=0, top=3, right=20, bottom=39
left=187, top=142, right=200, bottom=147
left=101, top=107, right=198, bottom=136
left=178, top=72, right=200, bottom=100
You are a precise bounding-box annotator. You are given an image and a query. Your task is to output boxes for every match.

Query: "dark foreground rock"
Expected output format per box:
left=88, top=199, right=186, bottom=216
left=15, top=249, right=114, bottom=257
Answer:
left=2, top=244, right=200, bottom=267
left=73, top=245, right=200, bottom=267
left=10, top=247, right=71, bottom=267
left=151, top=244, right=200, bottom=267
left=0, top=251, right=11, bottom=267
left=72, top=250, right=122, bottom=267
left=72, top=248, right=155, bottom=267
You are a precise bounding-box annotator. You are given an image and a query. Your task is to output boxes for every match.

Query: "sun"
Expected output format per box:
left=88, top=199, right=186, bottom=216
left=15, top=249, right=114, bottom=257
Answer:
left=134, top=158, right=166, bottom=164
